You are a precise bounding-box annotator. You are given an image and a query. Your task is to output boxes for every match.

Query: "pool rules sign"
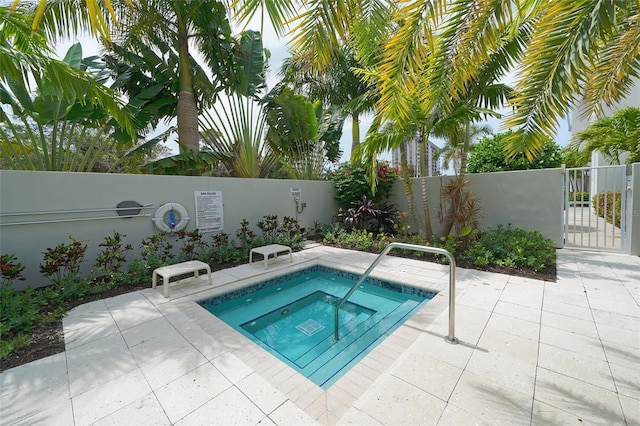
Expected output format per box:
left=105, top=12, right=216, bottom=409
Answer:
left=194, top=191, right=224, bottom=232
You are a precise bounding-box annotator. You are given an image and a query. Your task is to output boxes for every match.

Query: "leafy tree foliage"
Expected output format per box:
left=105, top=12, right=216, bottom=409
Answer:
left=467, top=131, right=563, bottom=173
left=570, top=107, right=640, bottom=165
left=280, top=46, right=376, bottom=153
left=0, top=5, right=134, bottom=139
left=0, top=43, right=146, bottom=171
left=264, top=87, right=343, bottom=159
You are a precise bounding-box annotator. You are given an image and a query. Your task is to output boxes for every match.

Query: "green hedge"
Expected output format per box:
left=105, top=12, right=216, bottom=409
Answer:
left=592, top=192, right=622, bottom=227
left=568, top=191, right=589, bottom=202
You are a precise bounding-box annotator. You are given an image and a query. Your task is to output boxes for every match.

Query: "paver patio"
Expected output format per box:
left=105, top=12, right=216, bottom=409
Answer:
left=1, top=246, right=638, bottom=425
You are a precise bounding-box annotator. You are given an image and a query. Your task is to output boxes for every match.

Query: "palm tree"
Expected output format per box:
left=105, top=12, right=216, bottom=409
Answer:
left=113, top=0, right=238, bottom=153
left=435, top=123, right=492, bottom=176
left=280, top=45, right=376, bottom=154
left=506, top=1, right=640, bottom=155
left=234, top=0, right=639, bottom=159
left=7, top=0, right=128, bottom=45
left=198, top=30, right=279, bottom=178
left=8, top=1, right=235, bottom=153
left=375, top=1, right=639, bottom=159
left=200, top=93, right=278, bottom=178
left=570, top=107, right=640, bottom=165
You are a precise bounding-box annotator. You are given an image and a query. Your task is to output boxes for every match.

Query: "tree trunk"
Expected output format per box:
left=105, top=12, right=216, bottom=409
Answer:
left=417, top=127, right=434, bottom=239
left=400, top=143, right=420, bottom=234
left=177, top=91, right=199, bottom=152
left=438, top=121, right=470, bottom=237
left=351, top=112, right=360, bottom=154
left=440, top=181, right=456, bottom=237
left=460, top=120, right=470, bottom=176
left=176, top=18, right=199, bottom=153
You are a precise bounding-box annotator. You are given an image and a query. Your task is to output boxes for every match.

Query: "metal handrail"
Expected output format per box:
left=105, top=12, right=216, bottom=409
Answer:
left=0, top=204, right=154, bottom=217
left=0, top=213, right=152, bottom=226
left=333, top=242, right=459, bottom=344
left=0, top=204, right=154, bottom=226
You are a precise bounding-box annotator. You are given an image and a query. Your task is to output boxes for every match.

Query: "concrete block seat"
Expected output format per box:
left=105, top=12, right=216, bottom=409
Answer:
left=152, top=260, right=212, bottom=298
left=249, top=244, right=292, bottom=269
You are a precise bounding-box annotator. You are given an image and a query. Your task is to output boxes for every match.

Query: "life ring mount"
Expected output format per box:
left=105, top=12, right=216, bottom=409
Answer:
left=153, top=202, right=189, bottom=233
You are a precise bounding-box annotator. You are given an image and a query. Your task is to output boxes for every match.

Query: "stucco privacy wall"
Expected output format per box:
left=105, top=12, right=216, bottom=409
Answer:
left=388, top=168, right=565, bottom=246
left=631, top=163, right=640, bottom=256
left=0, top=170, right=337, bottom=290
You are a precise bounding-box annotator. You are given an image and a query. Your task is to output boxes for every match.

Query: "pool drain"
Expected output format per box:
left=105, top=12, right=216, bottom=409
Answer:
left=296, top=319, right=325, bottom=336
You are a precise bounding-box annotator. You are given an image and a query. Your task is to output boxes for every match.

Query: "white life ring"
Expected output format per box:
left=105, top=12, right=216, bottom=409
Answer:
left=153, top=202, right=189, bottom=233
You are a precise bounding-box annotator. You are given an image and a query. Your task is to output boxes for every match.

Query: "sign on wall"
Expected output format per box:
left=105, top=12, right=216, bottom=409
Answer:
left=194, top=191, right=224, bottom=232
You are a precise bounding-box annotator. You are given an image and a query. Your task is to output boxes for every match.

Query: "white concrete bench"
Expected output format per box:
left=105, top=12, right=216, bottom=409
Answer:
left=152, top=260, right=212, bottom=298
left=249, top=244, right=292, bottom=269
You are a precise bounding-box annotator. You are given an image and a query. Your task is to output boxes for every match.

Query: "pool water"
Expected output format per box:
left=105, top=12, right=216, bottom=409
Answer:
left=198, top=266, right=436, bottom=388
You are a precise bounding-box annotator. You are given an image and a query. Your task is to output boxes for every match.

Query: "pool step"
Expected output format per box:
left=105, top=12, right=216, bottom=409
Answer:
left=302, top=299, right=421, bottom=387
left=293, top=311, right=375, bottom=368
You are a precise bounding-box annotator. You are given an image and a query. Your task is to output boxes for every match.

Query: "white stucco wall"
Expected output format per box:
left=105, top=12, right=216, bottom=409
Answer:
left=2, top=167, right=636, bottom=290
left=0, top=171, right=338, bottom=289
left=389, top=168, right=565, bottom=247
left=630, top=163, right=640, bottom=256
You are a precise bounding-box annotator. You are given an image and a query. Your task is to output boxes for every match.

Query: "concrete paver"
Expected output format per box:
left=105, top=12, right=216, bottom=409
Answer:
left=0, top=247, right=638, bottom=425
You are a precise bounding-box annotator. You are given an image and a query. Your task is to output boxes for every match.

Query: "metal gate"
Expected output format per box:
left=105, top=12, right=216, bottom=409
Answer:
left=563, top=165, right=631, bottom=252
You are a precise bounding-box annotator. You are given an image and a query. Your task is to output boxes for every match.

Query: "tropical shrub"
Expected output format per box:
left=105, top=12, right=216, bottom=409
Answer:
left=463, top=225, right=556, bottom=271
left=94, top=231, right=132, bottom=277
left=1, top=254, right=65, bottom=359
left=138, top=233, right=175, bottom=271
left=236, top=215, right=306, bottom=258
left=467, top=131, right=563, bottom=173
left=175, top=229, right=208, bottom=261
left=335, top=196, right=401, bottom=235
left=439, top=176, right=482, bottom=247
left=330, top=161, right=399, bottom=209
left=39, top=237, right=87, bottom=285
left=593, top=192, right=622, bottom=227
left=322, top=227, right=386, bottom=252
left=1, top=285, right=39, bottom=358
left=203, top=232, right=242, bottom=263
left=322, top=223, right=556, bottom=272
left=569, top=192, right=590, bottom=202
left=1, top=254, right=25, bottom=287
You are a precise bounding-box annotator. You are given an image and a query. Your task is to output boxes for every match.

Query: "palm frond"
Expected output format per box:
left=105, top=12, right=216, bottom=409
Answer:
left=376, top=0, right=442, bottom=124
left=349, top=0, right=395, bottom=67
left=584, top=10, right=640, bottom=116
left=143, top=151, right=232, bottom=175
left=505, top=0, right=622, bottom=159
left=288, top=0, right=351, bottom=72
left=230, top=0, right=297, bottom=36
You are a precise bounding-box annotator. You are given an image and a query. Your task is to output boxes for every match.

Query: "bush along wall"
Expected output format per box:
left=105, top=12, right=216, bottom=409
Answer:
left=568, top=191, right=589, bottom=204
left=593, top=192, right=622, bottom=227
left=0, top=215, right=307, bottom=361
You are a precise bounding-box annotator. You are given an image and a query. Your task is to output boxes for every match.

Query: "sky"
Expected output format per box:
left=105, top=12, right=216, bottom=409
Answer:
left=52, top=12, right=572, bottom=171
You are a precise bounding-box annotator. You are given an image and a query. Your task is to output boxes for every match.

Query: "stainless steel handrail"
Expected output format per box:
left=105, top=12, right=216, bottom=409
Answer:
left=0, top=204, right=154, bottom=217
left=0, top=213, right=152, bottom=226
left=0, top=204, right=154, bottom=226
left=333, top=242, right=458, bottom=344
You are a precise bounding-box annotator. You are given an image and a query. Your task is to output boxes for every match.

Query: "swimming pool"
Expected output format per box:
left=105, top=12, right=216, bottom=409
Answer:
left=198, top=265, right=437, bottom=388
